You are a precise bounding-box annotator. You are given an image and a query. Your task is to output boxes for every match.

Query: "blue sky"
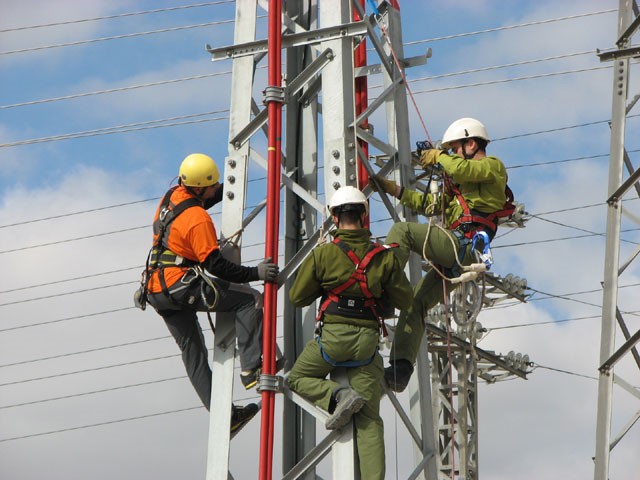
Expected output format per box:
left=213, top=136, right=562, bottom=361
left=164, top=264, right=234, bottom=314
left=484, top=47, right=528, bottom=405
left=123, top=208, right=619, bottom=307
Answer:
left=1, top=1, right=639, bottom=479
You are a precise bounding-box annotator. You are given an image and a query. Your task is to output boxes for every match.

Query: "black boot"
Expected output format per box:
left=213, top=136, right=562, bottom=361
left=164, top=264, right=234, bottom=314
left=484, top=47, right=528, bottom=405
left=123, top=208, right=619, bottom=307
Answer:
left=230, top=403, right=259, bottom=433
left=384, top=359, right=414, bottom=392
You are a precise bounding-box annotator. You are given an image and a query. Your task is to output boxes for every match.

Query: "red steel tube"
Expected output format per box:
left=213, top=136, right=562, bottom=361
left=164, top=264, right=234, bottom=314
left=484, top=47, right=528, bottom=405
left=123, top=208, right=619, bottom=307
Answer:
left=354, top=0, right=370, bottom=226
left=259, top=0, right=282, bottom=479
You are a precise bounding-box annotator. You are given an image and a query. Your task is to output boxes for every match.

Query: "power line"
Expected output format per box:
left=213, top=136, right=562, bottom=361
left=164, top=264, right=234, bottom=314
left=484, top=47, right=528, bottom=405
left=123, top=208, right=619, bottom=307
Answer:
left=406, top=50, right=596, bottom=84
left=0, top=280, right=136, bottom=308
left=0, top=1, right=235, bottom=33
left=532, top=363, right=598, bottom=381
left=0, top=307, right=133, bottom=333
left=486, top=314, right=600, bottom=330
left=0, top=111, right=230, bottom=148
left=0, top=227, right=146, bottom=255
left=0, top=19, right=239, bottom=56
left=494, top=227, right=640, bottom=249
left=0, top=198, right=157, bottom=229
left=403, top=9, right=617, bottom=46
left=0, top=266, right=142, bottom=294
left=0, top=405, right=203, bottom=443
left=0, top=335, right=170, bottom=368
left=0, top=72, right=233, bottom=110
left=531, top=214, right=640, bottom=246
left=0, top=376, right=185, bottom=410
left=411, top=65, right=612, bottom=95
left=493, top=113, right=640, bottom=142
left=0, top=353, right=180, bottom=388
left=0, top=173, right=275, bottom=230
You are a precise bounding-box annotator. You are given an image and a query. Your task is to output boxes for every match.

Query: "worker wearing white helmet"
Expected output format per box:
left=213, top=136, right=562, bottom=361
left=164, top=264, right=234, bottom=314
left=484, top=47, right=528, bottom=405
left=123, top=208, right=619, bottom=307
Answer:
left=288, top=186, right=412, bottom=480
left=370, top=118, right=514, bottom=392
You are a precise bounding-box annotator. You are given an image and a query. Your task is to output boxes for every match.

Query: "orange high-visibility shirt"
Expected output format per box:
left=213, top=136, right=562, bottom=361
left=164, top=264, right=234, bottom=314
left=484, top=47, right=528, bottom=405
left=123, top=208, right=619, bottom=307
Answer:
left=147, top=186, right=219, bottom=293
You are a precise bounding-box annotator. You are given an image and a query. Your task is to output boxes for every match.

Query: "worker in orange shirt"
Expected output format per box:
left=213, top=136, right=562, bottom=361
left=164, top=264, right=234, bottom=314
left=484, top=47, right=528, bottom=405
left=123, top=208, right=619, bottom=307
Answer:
left=138, top=153, right=279, bottom=431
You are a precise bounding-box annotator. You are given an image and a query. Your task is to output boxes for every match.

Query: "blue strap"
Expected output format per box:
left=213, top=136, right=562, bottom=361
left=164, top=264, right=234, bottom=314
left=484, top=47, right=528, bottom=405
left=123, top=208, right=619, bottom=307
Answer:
left=316, top=336, right=376, bottom=368
left=471, top=231, right=493, bottom=270
left=367, top=0, right=380, bottom=16
left=447, top=230, right=472, bottom=278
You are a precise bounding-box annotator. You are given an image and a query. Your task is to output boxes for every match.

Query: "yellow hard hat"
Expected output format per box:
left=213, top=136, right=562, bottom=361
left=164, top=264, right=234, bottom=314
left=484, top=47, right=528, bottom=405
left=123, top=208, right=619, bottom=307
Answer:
left=179, top=153, right=220, bottom=187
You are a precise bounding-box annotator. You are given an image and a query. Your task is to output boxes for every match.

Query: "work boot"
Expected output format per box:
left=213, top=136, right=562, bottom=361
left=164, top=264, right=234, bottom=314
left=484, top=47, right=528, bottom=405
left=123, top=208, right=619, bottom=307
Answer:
left=325, top=388, right=365, bottom=430
left=230, top=403, right=259, bottom=433
left=384, top=359, right=414, bottom=392
left=240, top=357, right=286, bottom=390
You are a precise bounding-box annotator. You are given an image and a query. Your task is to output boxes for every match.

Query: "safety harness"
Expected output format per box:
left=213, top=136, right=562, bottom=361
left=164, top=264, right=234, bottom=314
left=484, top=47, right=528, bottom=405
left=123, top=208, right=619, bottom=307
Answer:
left=135, top=186, right=201, bottom=309
left=444, top=174, right=516, bottom=240
left=315, top=239, right=396, bottom=368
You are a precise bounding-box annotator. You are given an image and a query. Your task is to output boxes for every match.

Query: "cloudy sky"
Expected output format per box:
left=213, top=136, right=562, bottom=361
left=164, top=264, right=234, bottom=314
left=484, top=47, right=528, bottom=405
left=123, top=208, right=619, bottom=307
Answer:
left=1, top=1, right=639, bottom=479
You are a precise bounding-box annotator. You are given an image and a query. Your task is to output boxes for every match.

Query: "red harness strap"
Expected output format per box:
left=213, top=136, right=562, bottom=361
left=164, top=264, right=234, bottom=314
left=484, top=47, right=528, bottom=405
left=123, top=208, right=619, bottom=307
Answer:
left=316, top=239, right=396, bottom=335
left=444, top=174, right=516, bottom=239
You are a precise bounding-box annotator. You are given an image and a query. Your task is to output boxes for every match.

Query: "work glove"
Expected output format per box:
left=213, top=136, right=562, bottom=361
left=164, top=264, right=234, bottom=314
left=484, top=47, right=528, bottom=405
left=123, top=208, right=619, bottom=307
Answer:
left=257, top=257, right=279, bottom=282
left=415, top=140, right=434, bottom=156
left=369, top=175, right=398, bottom=196
left=419, top=149, right=443, bottom=169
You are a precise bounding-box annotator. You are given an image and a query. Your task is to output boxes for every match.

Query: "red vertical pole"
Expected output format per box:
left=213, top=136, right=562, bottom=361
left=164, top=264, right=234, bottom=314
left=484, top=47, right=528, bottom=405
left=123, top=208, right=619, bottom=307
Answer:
left=354, top=0, right=370, bottom=226
left=259, top=1, right=281, bottom=479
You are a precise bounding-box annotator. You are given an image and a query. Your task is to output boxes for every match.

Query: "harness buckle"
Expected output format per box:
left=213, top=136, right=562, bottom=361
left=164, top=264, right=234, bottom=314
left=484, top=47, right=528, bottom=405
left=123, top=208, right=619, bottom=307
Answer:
left=159, top=206, right=171, bottom=222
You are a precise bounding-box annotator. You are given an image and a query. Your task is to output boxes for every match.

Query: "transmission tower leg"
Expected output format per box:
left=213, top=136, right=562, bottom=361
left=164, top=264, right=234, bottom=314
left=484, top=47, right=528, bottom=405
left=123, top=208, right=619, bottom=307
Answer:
left=319, top=0, right=357, bottom=196
left=205, top=2, right=258, bottom=479
left=378, top=4, right=438, bottom=479
left=282, top=1, right=319, bottom=477
left=593, top=1, right=634, bottom=478
left=429, top=336, right=478, bottom=480
left=455, top=351, right=478, bottom=480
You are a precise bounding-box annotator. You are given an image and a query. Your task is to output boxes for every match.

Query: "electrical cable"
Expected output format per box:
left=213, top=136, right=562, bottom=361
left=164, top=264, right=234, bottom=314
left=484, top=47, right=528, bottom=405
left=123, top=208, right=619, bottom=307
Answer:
left=0, top=1, right=235, bottom=33
left=0, top=72, right=233, bottom=110
left=0, top=335, right=171, bottom=368
left=0, top=18, right=240, bottom=56
left=493, top=227, right=640, bottom=249
left=532, top=363, right=598, bottom=381
left=368, top=50, right=598, bottom=91
left=530, top=214, right=640, bottom=246
left=0, top=376, right=185, bottom=410
left=0, top=353, right=181, bottom=388
left=0, top=266, right=142, bottom=294
left=0, top=307, right=134, bottom=333
left=0, top=111, right=230, bottom=148
left=411, top=65, right=612, bottom=96
left=403, top=9, right=617, bottom=46
left=0, top=198, right=158, bottom=229
left=486, top=314, right=601, bottom=330
left=0, top=405, right=203, bottom=443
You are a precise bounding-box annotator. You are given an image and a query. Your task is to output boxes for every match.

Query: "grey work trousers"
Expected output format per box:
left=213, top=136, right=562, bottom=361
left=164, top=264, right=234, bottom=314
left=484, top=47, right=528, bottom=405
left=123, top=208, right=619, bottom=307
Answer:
left=148, top=274, right=263, bottom=410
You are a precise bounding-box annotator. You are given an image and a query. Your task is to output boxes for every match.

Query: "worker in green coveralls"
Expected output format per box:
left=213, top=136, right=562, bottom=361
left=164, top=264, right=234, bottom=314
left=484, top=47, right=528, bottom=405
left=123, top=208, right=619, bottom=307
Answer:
left=370, top=117, right=510, bottom=392
left=287, top=186, right=413, bottom=480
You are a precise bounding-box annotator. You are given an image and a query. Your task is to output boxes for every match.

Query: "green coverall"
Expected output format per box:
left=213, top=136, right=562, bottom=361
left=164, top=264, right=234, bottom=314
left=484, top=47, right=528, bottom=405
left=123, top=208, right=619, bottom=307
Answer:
left=288, top=228, right=413, bottom=480
left=387, top=152, right=508, bottom=364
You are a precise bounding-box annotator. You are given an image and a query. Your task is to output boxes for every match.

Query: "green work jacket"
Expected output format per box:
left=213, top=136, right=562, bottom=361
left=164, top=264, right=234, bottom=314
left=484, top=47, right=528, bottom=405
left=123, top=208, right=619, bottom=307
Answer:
left=289, top=228, right=413, bottom=329
left=401, top=153, right=508, bottom=227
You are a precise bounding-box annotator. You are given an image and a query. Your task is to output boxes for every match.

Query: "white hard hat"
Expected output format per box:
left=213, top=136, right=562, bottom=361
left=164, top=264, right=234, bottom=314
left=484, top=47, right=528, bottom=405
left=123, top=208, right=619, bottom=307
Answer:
left=328, top=186, right=368, bottom=216
left=441, top=118, right=490, bottom=149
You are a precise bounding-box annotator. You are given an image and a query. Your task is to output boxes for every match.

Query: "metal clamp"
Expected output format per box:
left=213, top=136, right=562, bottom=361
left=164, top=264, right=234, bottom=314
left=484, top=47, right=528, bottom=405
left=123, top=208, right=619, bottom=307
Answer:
left=257, top=374, right=283, bottom=393
left=263, top=86, right=286, bottom=105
